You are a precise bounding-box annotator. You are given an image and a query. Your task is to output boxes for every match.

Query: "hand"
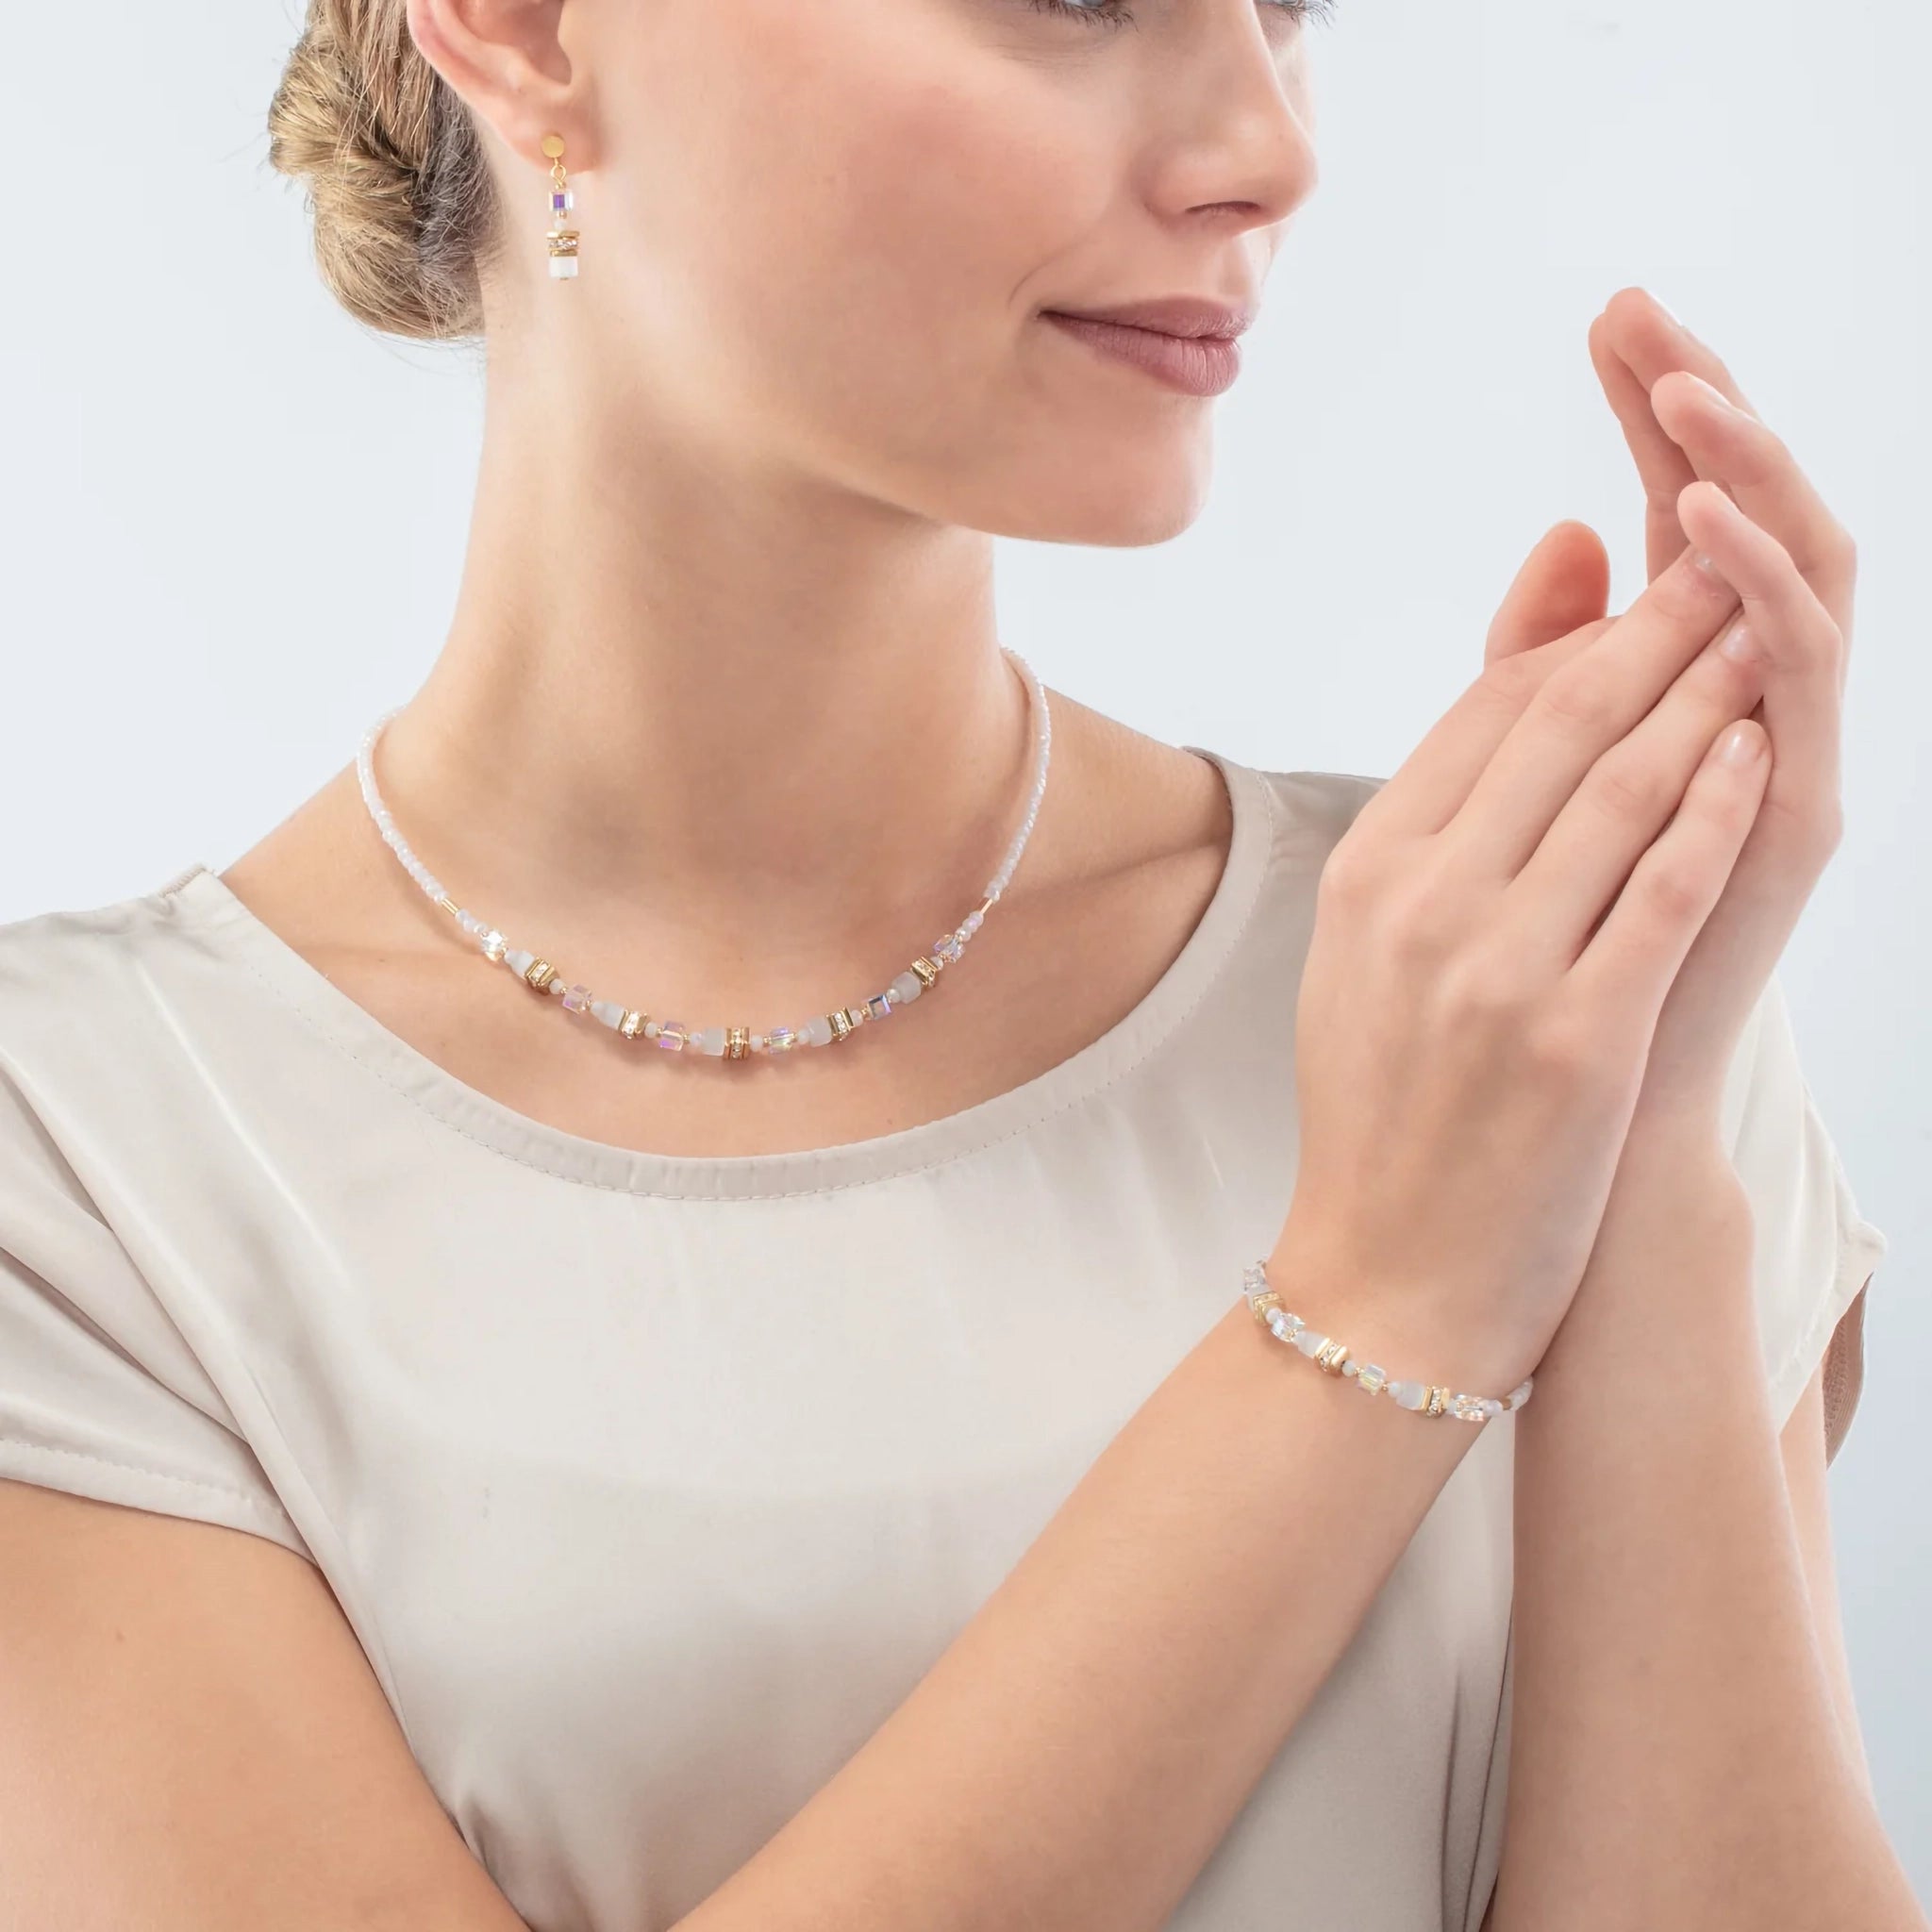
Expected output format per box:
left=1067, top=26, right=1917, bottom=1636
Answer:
left=1484, top=288, right=1856, bottom=1132
left=1272, top=541, right=1771, bottom=1397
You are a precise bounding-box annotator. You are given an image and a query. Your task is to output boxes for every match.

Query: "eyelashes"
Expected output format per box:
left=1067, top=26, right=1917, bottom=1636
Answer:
left=1025, top=0, right=1337, bottom=30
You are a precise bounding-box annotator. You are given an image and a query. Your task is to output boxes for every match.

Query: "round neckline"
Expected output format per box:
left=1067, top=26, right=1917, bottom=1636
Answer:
left=160, top=745, right=1276, bottom=1201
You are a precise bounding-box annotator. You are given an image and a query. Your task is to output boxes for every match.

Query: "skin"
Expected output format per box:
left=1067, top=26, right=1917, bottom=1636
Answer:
left=0, top=5, right=1914, bottom=1929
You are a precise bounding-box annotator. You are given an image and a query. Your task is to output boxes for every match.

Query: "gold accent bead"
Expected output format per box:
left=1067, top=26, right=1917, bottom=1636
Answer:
left=547, top=231, right=580, bottom=257
left=541, top=133, right=567, bottom=160
left=524, top=958, right=558, bottom=991
left=827, top=1009, right=852, bottom=1041
left=1315, top=1338, right=1351, bottom=1375
left=1248, top=1291, right=1284, bottom=1328
left=1424, top=1386, right=1449, bottom=1417
left=436, top=894, right=459, bottom=917
left=619, top=1010, right=647, bottom=1041
left=725, top=1025, right=750, bottom=1060
left=910, top=957, right=940, bottom=989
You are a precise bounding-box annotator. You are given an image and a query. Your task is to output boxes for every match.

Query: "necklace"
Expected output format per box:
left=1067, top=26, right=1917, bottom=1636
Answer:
left=354, top=647, right=1053, bottom=1061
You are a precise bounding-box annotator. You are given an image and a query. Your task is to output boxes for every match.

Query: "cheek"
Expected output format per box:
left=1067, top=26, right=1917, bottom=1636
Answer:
left=611, top=4, right=1115, bottom=418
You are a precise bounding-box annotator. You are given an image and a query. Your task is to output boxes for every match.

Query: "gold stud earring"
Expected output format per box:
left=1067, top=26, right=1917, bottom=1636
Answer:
left=541, top=134, right=579, bottom=279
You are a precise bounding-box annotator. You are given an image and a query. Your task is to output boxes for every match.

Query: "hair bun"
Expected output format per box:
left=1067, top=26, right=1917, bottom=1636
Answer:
left=268, top=0, right=495, bottom=341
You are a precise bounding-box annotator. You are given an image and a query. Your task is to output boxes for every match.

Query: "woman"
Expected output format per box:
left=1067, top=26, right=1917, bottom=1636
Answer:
left=0, top=1, right=1917, bottom=1927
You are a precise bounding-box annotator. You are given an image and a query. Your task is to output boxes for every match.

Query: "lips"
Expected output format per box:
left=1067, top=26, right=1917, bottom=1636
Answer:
left=1041, top=295, right=1254, bottom=339
left=1041, top=308, right=1245, bottom=397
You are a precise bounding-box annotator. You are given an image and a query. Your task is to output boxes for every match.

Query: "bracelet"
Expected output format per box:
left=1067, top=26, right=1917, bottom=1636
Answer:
left=1241, top=1259, right=1534, bottom=1422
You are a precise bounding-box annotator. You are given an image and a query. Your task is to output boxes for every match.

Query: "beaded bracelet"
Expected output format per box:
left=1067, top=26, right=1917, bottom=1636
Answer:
left=1241, top=1259, right=1534, bottom=1423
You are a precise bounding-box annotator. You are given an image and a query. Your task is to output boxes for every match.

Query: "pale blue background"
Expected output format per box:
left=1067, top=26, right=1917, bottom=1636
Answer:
left=1, top=0, right=1925, bottom=1898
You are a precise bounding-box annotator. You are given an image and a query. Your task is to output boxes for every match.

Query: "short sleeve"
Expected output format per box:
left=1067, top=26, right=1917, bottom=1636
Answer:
left=1721, top=971, right=1890, bottom=1448
left=0, top=1066, right=317, bottom=1563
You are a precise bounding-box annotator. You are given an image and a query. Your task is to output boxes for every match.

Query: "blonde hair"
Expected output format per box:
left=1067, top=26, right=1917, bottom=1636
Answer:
left=267, top=0, right=500, bottom=341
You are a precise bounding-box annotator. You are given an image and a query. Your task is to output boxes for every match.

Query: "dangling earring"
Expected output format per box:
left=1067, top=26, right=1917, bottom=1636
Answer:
left=541, top=134, right=579, bottom=279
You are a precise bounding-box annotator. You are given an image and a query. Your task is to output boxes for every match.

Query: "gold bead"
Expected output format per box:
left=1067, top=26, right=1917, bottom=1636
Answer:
left=541, top=133, right=567, bottom=160
left=725, top=1025, right=750, bottom=1060
left=436, top=894, right=459, bottom=918
left=1315, top=1338, right=1351, bottom=1375
left=1248, top=1291, right=1284, bottom=1328
left=547, top=231, right=580, bottom=257
left=827, top=1009, right=852, bottom=1042
left=910, top=957, right=940, bottom=989
left=619, top=1010, right=647, bottom=1041
left=1424, top=1386, right=1449, bottom=1417
left=524, top=958, right=558, bottom=991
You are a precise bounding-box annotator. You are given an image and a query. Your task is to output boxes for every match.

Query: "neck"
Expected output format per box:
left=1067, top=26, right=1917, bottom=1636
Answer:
left=369, top=365, right=1043, bottom=949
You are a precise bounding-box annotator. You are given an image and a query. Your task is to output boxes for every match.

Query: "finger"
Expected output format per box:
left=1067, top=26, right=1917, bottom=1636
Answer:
left=1351, top=617, right=1612, bottom=843
left=1567, top=718, right=1771, bottom=1030
left=1592, top=288, right=1860, bottom=638
left=1435, top=543, right=1741, bottom=875
left=1647, top=368, right=1858, bottom=643
left=1675, top=479, right=1846, bottom=874
left=1589, top=301, right=1702, bottom=585
left=1498, top=588, right=1767, bottom=966
left=1483, top=520, right=1613, bottom=669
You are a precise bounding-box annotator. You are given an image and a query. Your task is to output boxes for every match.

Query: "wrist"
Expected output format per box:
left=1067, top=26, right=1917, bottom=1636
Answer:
left=1261, top=1221, right=1544, bottom=1403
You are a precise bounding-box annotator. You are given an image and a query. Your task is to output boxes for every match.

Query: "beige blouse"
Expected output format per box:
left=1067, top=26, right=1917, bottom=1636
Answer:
left=0, top=750, right=1888, bottom=1931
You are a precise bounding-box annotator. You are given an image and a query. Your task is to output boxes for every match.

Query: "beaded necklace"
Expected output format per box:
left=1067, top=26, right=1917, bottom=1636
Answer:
left=354, top=648, right=1052, bottom=1061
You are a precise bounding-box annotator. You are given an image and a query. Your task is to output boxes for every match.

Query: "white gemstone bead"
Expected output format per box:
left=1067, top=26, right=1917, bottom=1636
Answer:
left=800, top=1015, right=834, bottom=1046
left=1292, top=1328, right=1326, bottom=1357
left=889, top=971, right=924, bottom=1004
left=590, top=999, right=625, bottom=1027
left=505, top=949, right=535, bottom=974
left=550, top=256, right=579, bottom=279
left=692, top=1026, right=727, bottom=1056
left=1388, top=1380, right=1427, bottom=1409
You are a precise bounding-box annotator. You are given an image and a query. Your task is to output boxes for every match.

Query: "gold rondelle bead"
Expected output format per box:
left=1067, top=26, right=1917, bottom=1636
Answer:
left=1424, top=1386, right=1449, bottom=1417
left=524, top=959, right=558, bottom=991
left=827, top=1010, right=852, bottom=1042
left=618, top=1010, right=647, bottom=1041
left=909, top=957, right=940, bottom=989
left=725, top=1025, right=750, bottom=1060
left=436, top=894, right=459, bottom=918
left=1248, top=1291, right=1284, bottom=1328
left=1315, top=1338, right=1350, bottom=1375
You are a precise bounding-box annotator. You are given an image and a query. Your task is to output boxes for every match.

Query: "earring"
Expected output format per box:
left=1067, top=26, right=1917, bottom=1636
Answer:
left=541, top=134, right=579, bottom=279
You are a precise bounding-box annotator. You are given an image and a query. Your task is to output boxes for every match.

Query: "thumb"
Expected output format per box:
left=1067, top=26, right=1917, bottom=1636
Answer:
left=1485, top=519, right=1613, bottom=668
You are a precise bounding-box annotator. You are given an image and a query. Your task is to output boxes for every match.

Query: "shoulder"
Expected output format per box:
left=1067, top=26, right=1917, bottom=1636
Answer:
left=0, top=869, right=222, bottom=1181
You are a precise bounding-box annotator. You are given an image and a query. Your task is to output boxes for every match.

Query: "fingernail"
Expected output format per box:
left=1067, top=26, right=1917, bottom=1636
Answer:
left=1718, top=724, right=1762, bottom=765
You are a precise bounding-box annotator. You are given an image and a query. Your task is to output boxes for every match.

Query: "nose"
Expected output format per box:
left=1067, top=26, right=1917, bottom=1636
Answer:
left=1157, top=20, right=1321, bottom=240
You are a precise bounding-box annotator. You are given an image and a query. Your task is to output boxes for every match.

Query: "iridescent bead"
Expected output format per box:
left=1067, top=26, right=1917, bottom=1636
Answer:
left=865, top=993, right=892, bottom=1021
left=481, top=930, right=508, bottom=962
left=656, top=1022, right=688, bottom=1051
left=561, top=983, right=591, bottom=1013
left=766, top=1025, right=799, bottom=1052
left=1356, top=1363, right=1388, bottom=1395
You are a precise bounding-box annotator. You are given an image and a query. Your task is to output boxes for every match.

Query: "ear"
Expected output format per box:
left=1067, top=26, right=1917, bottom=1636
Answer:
left=1484, top=519, right=1613, bottom=668
left=406, top=0, right=598, bottom=170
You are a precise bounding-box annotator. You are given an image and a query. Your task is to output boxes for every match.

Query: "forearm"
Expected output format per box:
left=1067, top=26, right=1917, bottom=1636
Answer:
left=1491, top=1129, right=1924, bottom=1929
left=673, top=1268, right=1486, bottom=1932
